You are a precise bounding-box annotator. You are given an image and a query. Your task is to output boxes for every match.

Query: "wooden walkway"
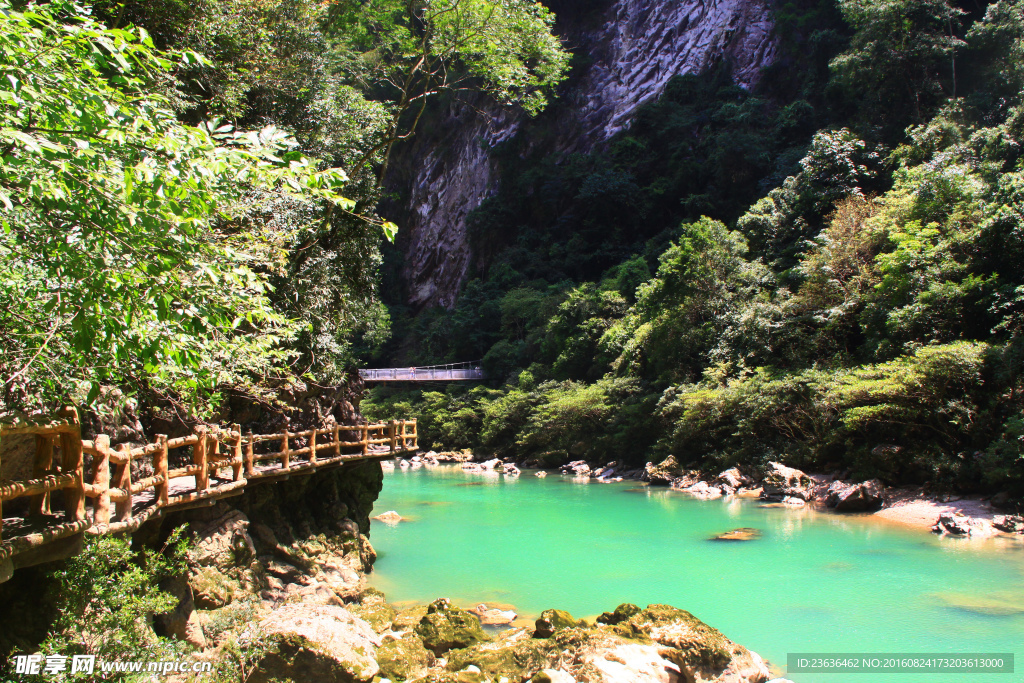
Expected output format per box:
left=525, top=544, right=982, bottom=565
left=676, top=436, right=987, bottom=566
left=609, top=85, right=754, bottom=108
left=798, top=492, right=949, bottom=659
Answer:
left=0, top=409, right=416, bottom=582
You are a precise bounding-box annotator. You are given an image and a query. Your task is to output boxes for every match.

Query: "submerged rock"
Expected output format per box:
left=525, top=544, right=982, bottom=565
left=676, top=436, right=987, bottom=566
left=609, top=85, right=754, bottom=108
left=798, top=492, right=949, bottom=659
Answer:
left=681, top=480, right=723, bottom=499
left=415, top=598, right=490, bottom=655
left=373, top=510, right=404, bottom=525
left=761, top=462, right=812, bottom=501
left=251, top=604, right=380, bottom=683
left=710, top=528, right=761, bottom=542
left=535, top=471, right=548, bottom=478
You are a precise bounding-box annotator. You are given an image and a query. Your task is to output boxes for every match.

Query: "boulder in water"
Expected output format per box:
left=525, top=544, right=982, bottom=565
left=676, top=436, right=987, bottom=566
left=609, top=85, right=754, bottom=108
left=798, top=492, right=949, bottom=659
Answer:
left=761, top=462, right=812, bottom=501
left=932, top=512, right=974, bottom=535
left=825, top=480, right=884, bottom=511
left=535, top=470, right=548, bottom=478
left=644, top=455, right=682, bottom=485
left=710, top=528, right=761, bottom=542
left=561, top=460, right=591, bottom=476
left=373, top=510, right=404, bottom=525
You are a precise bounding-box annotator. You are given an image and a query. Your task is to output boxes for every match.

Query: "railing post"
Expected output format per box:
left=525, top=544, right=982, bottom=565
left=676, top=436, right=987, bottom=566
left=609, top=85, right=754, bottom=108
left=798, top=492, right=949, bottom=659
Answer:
left=309, top=428, right=318, bottom=466
left=193, top=425, right=209, bottom=492
left=411, top=418, right=418, bottom=450
left=389, top=420, right=397, bottom=452
left=333, top=424, right=341, bottom=458
left=245, top=430, right=255, bottom=477
left=31, top=435, right=54, bottom=516
left=400, top=419, right=407, bottom=451
left=154, top=434, right=169, bottom=506
left=211, top=426, right=221, bottom=476
left=58, top=407, right=85, bottom=523
left=231, top=424, right=243, bottom=481
left=92, top=434, right=111, bottom=527
left=113, top=443, right=132, bottom=522
left=361, top=424, right=368, bottom=456
left=280, top=431, right=290, bottom=470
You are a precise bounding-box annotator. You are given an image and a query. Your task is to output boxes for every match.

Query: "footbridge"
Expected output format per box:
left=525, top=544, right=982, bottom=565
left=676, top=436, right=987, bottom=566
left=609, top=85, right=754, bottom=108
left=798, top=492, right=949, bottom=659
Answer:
left=359, top=361, right=485, bottom=382
left=0, top=408, right=417, bottom=581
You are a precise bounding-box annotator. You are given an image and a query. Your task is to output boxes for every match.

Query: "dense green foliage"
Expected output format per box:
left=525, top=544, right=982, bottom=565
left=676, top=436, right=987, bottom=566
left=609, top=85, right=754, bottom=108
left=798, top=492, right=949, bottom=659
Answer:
left=368, top=0, right=1024, bottom=495
left=0, top=0, right=568, bottom=415
left=24, top=530, right=193, bottom=682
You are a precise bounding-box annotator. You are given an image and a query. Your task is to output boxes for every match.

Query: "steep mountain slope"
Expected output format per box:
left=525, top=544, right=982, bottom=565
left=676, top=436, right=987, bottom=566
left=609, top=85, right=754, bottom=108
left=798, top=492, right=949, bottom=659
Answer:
left=389, top=0, right=778, bottom=308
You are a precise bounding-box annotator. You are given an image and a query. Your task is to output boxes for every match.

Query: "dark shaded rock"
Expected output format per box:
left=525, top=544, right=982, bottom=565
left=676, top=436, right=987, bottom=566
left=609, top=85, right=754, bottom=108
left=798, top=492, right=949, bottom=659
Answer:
left=644, top=455, right=682, bottom=486
left=825, top=480, right=884, bottom=512
left=990, top=491, right=1013, bottom=509
left=415, top=598, right=489, bottom=655
left=932, top=513, right=973, bottom=535
left=597, top=603, right=642, bottom=625
left=993, top=514, right=1024, bottom=533
left=534, top=608, right=580, bottom=638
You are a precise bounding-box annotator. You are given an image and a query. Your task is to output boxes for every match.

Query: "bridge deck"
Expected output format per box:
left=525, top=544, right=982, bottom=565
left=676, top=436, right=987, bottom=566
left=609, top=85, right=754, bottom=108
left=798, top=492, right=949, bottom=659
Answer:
left=360, top=363, right=485, bottom=382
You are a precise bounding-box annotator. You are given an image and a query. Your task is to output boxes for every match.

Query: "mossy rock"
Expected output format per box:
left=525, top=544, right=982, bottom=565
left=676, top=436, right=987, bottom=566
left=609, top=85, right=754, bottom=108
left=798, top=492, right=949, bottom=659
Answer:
left=190, top=566, right=241, bottom=609
left=251, top=632, right=377, bottom=683
left=614, top=604, right=732, bottom=671
left=645, top=455, right=684, bottom=485
left=415, top=598, right=489, bottom=655
left=596, top=603, right=641, bottom=625
left=360, top=586, right=387, bottom=605
left=376, top=633, right=434, bottom=681
left=534, top=609, right=580, bottom=638
left=392, top=604, right=429, bottom=631
left=350, top=601, right=397, bottom=634
left=446, top=628, right=558, bottom=680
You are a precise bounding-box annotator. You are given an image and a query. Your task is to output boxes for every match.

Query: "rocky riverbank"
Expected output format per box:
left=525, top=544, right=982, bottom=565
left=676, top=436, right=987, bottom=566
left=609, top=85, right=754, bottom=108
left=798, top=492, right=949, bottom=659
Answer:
left=406, top=451, right=1024, bottom=541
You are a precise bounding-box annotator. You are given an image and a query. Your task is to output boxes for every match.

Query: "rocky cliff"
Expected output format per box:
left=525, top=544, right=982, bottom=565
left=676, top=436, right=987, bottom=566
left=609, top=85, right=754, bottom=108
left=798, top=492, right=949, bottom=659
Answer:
left=390, top=0, right=778, bottom=309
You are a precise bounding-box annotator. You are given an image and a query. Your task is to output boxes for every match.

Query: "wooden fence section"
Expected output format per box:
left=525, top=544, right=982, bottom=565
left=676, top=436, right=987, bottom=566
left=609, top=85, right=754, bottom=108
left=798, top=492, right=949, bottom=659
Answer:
left=0, top=408, right=416, bottom=581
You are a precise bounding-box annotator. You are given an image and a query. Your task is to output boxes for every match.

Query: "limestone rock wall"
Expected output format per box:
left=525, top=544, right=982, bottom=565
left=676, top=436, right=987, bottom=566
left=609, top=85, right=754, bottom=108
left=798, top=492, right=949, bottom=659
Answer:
left=392, top=0, right=778, bottom=308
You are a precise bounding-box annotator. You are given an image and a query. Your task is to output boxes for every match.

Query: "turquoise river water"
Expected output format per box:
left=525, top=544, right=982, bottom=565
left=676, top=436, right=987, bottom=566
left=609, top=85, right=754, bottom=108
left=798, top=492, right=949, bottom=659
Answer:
left=368, top=466, right=1024, bottom=682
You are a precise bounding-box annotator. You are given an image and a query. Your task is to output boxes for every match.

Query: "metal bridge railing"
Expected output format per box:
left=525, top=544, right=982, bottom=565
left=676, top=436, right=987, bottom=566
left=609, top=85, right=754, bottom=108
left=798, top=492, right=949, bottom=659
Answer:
left=359, top=362, right=485, bottom=382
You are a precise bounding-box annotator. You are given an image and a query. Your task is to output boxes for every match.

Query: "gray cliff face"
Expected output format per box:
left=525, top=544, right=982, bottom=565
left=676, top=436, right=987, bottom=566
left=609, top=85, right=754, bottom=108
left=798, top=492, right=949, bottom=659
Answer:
left=394, top=0, right=778, bottom=309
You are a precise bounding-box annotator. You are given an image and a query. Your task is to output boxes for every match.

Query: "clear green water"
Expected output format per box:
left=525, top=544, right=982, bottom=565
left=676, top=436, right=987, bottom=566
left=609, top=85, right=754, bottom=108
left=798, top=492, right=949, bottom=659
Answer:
left=368, top=466, right=1024, bottom=682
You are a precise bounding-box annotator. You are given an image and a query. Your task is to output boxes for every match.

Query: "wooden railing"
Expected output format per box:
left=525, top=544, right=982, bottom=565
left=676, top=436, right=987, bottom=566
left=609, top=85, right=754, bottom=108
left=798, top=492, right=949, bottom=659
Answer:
left=0, top=408, right=416, bottom=578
